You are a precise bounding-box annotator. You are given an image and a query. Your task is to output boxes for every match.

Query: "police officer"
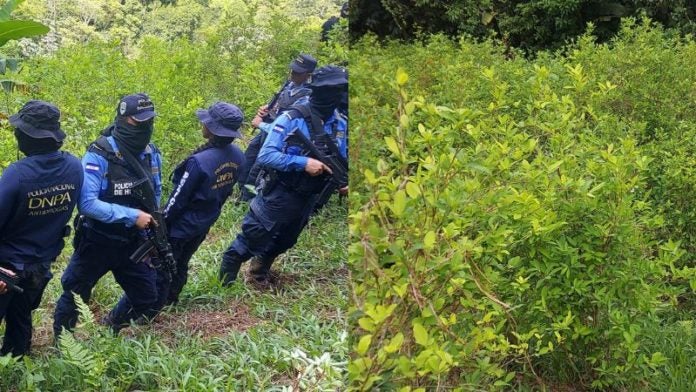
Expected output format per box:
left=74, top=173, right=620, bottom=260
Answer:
left=0, top=100, right=82, bottom=356
left=53, top=93, right=162, bottom=336
left=313, top=67, right=349, bottom=213
left=220, top=66, right=348, bottom=288
left=321, top=3, right=348, bottom=42
left=111, top=102, right=246, bottom=320
left=238, top=54, right=317, bottom=201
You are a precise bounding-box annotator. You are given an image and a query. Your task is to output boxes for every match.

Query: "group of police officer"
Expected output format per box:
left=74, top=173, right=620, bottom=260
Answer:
left=0, top=54, right=348, bottom=356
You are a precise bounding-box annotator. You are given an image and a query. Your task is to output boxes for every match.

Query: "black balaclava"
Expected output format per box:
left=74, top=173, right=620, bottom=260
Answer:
left=310, top=86, right=345, bottom=121
left=15, top=128, right=62, bottom=156
left=111, top=116, right=154, bottom=157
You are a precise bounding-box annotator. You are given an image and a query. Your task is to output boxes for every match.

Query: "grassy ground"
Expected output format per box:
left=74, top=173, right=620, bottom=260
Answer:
left=0, top=193, right=348, bottom=391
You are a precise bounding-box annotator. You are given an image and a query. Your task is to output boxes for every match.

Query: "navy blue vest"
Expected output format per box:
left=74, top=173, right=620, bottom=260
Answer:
left=0, top=151, right=82, bottom=266
left=166, top=143, right=245, bottom=239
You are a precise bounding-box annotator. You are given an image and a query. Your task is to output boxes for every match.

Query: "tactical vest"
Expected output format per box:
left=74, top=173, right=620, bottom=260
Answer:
left=84, top=136, right=158, bottom=242
left=267, top=87, right=312, bottom=122
left=275, top=107, right=335, bottom=195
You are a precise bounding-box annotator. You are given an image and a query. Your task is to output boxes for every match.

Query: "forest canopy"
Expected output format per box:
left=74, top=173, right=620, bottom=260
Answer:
left=350, top=0, right=696, bottom=51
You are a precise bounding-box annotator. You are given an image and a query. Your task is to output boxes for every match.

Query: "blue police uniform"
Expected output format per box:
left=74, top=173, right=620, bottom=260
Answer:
left=0, top=152, right=82, bottom=355
left=238, top=53, right=318, bottom=202
left=0, top=100, right=82, bottom=356
left=53, top=135, right=163, bottom=336
left=164, top=142, right=244, bottom=297
left=112, top=141, right=245, bottom=317
left=312, top=108, right=348, bottom=212
left=221, top=100, right=347, bottom=284
left=112, top=102, right=246, bottom=320
left=239, top=82, right=311, bottom=202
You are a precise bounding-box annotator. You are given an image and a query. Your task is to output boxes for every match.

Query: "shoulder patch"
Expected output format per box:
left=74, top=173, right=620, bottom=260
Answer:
left=85, top=163, right=100, bottom=172
left=273, top=124, right=286, bottom=133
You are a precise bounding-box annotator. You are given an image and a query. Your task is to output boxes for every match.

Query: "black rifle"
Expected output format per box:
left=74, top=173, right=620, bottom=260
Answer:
left=290, top=104, right=349, bottom=190
left=130, top=212, right=177, bottom=274
left=110, top=140, right=177, bottom=280
left=262, top=80, right=290, bottom=122
left=129, top=182, right=177, bottom=278
left=0, top=268, right=23, bottom=294
left=291, top=127, right=348, bottom=189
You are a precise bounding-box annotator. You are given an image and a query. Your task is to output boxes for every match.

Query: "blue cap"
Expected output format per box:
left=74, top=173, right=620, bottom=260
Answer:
left=290, top=54, right=318, bottom=74
left=9, top=100, right=66, bottom=142
left=196, top=102, right=244, bottom=138
left=310, top=65, right=348, bottom=88
left=117, top=93, right=156, bottom=122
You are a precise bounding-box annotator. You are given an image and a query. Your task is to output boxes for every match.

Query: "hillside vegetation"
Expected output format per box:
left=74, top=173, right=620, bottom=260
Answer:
left=0, top=1, right=350, bottom=390
left=350, top=19, right=696, bottom=390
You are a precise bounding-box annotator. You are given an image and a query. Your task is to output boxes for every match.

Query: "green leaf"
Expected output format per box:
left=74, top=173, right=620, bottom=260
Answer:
left=547, top=160, right=563, bottom=173
left=396, top=68, right=409, bottom=86
left=384, top=332, right=404, bottom=353
left=364, top=168, right=377, bottom=184
left=413, top=321, right=429, bottom=346
left=392, top=190, right=407, bottom=217
left=0, top=20, right=50, bottom=47
left=405, top=181, right=420, bottom=198
left=466, top=162, right=491, bottom=175
left=0, top=0, right=23, bottom=22
left=399, top=113, right=409, bottom=128
left=385, top=136, right=400, bottom=157
left=481, top=11, right=495, bottom=25
left=358, top=317, right=375, bottom=332
left=0, top=79, right=13, bottom=93
left=423, top=231, right=436, bottom=250
left=357, top=334, right=372, bottom=355
left=649, top=351, right=667, bottom=367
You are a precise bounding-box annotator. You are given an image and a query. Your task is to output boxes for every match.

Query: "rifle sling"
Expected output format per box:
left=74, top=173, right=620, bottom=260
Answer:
left=112, top=139, right=158, bottom=213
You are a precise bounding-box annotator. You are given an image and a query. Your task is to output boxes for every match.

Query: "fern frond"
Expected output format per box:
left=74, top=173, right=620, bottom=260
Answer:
left=73, top=291, right=96, bottom=331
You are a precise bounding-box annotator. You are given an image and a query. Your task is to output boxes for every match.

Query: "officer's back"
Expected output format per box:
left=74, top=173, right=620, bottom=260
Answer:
left=0, top=101, right=82, bottom=266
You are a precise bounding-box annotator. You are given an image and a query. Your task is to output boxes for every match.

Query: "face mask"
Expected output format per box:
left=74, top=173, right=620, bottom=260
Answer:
left=311, top=86, right=344, bottom=120
left=112, top=117, right=154, bottom=156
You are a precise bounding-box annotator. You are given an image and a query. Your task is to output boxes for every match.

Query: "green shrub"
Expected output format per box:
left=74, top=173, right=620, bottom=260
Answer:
left=349, top=20, right=696, bottom=390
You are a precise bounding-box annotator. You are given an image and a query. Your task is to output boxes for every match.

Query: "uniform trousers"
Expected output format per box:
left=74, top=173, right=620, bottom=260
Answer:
left=222, top=183, right=317, bottom=279
left=0, top=263, right=51, bottom=356
left=110, top=232, right=208, bottom=324
left=53, top=233, right=157, bottom=336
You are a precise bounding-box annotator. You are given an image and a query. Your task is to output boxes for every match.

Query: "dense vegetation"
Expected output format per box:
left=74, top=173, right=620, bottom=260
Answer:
left=0, top=0, right=350, bottom=390
left=350, top=19, right=696, bottom=390
left=350, top=0, right=696, bottom=52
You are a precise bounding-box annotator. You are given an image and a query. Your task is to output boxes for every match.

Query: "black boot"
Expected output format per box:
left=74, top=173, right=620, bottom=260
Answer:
left=219, top=252, right=246, bottom=286
left=100, top=311, right=125, bottom=335
left=246, top=257, right=275, bottom=289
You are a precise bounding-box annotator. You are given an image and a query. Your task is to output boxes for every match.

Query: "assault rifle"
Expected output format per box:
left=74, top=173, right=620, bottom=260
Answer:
left=0, top=268, right=23, bottom=294
left=262, top=80, right=290, bottom=122
left=129, top=181, right=177, bottom=278
left=292, top=128, right=348, bottom=189
left=129, top=210, right=177, bottom=275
